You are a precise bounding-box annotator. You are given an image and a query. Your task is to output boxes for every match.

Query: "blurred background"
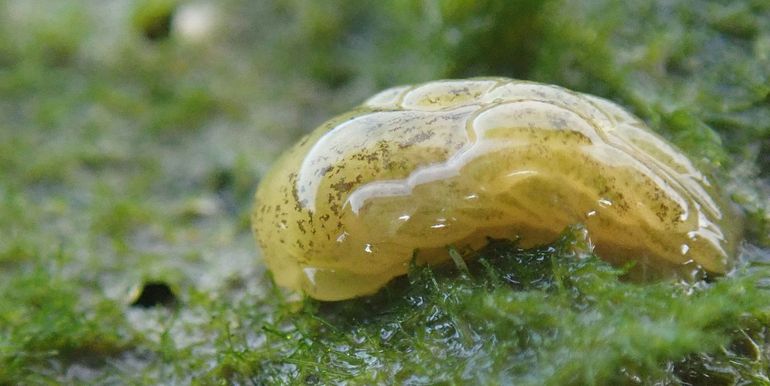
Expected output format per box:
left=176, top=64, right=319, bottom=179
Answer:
left=1, top=0, right=768, bottom=383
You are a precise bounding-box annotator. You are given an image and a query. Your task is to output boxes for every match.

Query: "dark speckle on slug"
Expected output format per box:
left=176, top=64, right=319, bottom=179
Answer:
left=252, top=78, right=741, bottom=301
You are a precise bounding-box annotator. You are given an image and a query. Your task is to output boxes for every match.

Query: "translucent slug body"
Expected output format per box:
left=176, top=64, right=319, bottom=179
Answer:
left=252, top=78, right=740, bottom=301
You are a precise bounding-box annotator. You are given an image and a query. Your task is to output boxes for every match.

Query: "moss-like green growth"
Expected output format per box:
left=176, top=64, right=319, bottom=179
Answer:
left=203, top=227, right=770, bottom=384
left=0, top=258, right=130, bottom=383
left=0, top=0, right=768, bottom=383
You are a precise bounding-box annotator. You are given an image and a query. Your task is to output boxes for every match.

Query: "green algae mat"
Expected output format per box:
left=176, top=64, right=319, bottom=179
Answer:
left=1, top=0, right=769, bottom=384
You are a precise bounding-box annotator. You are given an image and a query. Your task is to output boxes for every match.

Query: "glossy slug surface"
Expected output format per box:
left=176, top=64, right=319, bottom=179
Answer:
left=252, top=78, right=740, bottom=301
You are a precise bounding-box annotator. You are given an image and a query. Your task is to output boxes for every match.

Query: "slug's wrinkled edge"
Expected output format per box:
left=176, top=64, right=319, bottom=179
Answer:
left=252, top=78, right=741, bottom=301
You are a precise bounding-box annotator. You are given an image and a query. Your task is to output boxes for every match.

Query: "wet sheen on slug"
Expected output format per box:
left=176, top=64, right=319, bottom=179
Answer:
left=252, top=78, right=740, bottom=301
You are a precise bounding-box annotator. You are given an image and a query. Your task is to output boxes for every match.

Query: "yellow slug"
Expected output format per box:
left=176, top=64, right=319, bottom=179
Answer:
left=252, top=78, right=740, bottom=301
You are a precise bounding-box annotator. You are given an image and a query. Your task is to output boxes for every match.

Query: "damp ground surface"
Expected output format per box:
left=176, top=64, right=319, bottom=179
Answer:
left=1, top=0, right=769, bottom=384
